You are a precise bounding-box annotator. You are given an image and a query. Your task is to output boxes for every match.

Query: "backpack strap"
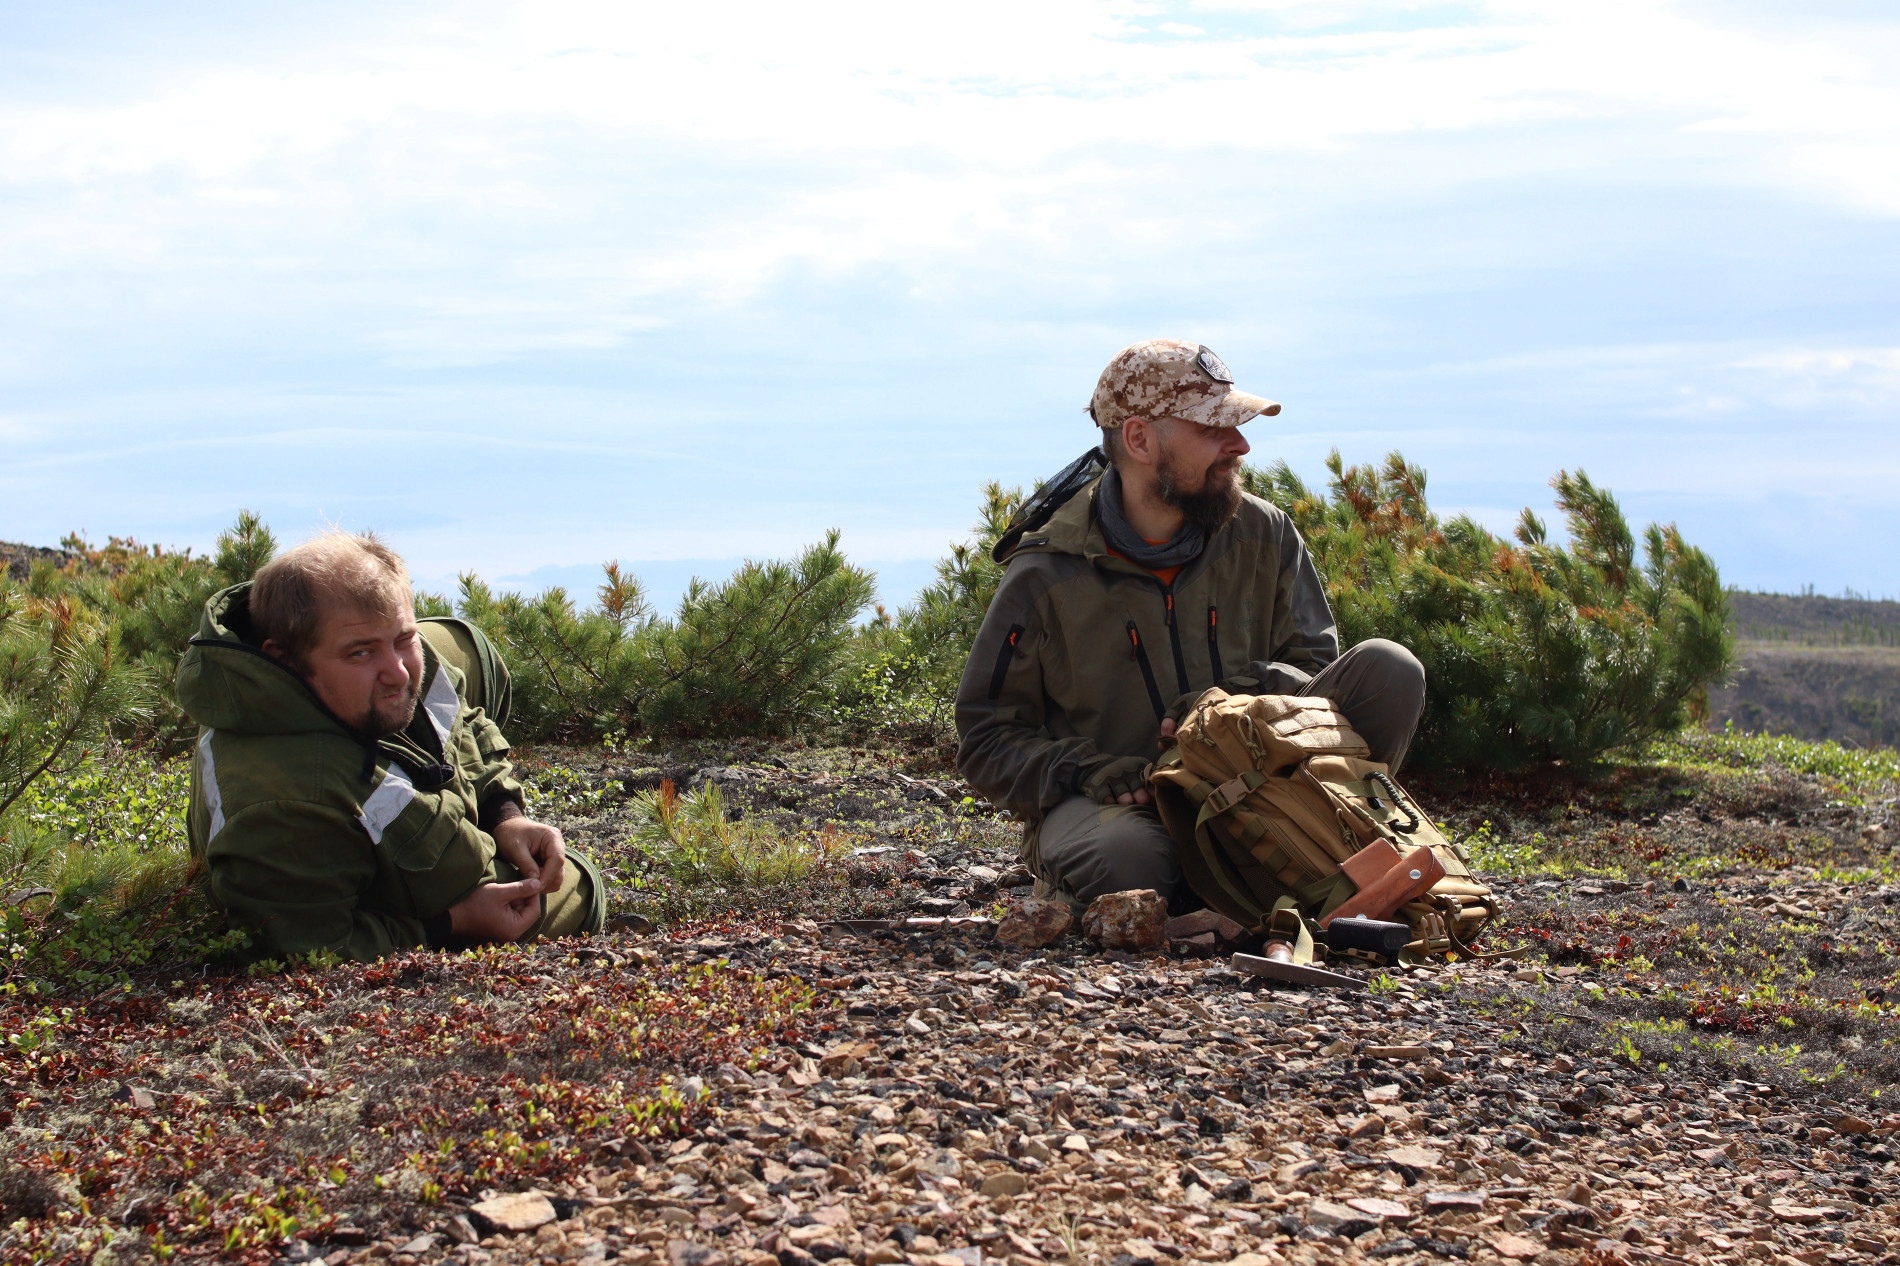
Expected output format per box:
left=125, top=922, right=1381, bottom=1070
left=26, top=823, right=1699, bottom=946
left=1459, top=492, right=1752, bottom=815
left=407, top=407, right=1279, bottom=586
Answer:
left=1266, top=896, right=1317, bottom=965
left=1180, top=777, right=1273, bottom=926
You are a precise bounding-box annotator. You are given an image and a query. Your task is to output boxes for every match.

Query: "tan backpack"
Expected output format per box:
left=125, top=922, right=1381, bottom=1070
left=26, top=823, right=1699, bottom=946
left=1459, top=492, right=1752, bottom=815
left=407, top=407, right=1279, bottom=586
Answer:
left=1149, top=689, right=1501, bottom=962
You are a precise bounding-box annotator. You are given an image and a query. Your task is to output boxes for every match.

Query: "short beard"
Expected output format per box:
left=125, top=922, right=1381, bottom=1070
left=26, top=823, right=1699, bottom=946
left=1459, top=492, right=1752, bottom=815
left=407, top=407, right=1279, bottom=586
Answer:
left=362, top=681, right=422, bottom=739
left=1157, top=451, right=1244, bottom=536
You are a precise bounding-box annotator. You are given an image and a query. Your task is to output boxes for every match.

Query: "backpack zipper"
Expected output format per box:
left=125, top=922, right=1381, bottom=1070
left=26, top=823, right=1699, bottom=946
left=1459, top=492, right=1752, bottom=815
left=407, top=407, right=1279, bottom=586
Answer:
left=1207, top=603, right=1224, bottom=685
left=986, top=623, right=1026, bottom=700
left=1125, top=620, right=1167, bottom=719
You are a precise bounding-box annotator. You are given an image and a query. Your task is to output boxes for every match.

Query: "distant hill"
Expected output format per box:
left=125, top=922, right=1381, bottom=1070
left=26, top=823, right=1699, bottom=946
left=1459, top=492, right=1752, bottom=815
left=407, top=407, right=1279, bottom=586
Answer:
left=1, top=540, right=77, bottom=582
left=1708, top=591, right=1900, bottom=749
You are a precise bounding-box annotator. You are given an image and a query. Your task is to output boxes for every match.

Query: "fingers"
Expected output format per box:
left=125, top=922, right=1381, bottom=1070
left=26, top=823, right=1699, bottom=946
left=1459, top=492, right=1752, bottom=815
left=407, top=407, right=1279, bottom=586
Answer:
left=1133, top=787, right=1152, bottom=805
left=486, top=878, right=541, bottom=904
left=1159, top=718, right=1178, bottom=738
left=1115, top=791, right=1135, bottom=805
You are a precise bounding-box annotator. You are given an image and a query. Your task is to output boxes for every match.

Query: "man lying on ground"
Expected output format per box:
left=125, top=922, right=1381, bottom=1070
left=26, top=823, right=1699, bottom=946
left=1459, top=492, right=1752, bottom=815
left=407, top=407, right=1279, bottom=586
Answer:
left=956, top=338, right=1427, bottom=911
left=179, top=530, right=602, bottom=961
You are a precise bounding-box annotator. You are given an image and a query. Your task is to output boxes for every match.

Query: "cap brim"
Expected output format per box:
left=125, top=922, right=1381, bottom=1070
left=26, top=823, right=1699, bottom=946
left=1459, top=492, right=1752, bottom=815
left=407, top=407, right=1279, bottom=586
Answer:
left=1191, top=388, right=1280, bottom=428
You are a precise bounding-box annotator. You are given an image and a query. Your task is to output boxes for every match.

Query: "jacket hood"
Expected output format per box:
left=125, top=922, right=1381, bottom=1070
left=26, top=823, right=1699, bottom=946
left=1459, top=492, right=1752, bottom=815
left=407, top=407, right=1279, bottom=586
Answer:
left=1006, top=476, right=1108, bottom=562
left=176, top=582, right=345, bottom=736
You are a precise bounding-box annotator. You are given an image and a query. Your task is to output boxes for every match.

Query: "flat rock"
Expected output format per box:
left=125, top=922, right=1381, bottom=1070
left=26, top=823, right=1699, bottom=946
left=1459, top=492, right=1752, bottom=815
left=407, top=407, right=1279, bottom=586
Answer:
left=1164, top=909, right=1250, bottom=943
left=1083, top=889, right=1169, bottom=950
left=981, top=1170, right=1029, bottom=1197
left=667, top=1242, right=729, bottom=1266
left=1304, top=1199, right=1376, bottom=1237
left=1772, top=1205, right=1836, bottom=1225
left=1423, top=1191, right=1486, bottom=1211
left=994, top=898, right=1075, bottom=949
left=468, top=1191, right=556, bottom=1234
left=1363, top=1044, right=1427, bottom=1059
left=1384, top=1144, right=1442, bottom=1169
left=1489, top=1232, right=1545, bottom=1260
left=1345, top=1197, right=1411, bottom=1222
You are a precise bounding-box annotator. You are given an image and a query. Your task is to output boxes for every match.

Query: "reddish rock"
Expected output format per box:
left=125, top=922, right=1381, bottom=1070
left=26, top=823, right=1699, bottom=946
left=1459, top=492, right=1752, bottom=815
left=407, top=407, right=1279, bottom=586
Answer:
left=994, top=898, right=1075, bottom=949
left=1084, top=889, right=1169, bottom=950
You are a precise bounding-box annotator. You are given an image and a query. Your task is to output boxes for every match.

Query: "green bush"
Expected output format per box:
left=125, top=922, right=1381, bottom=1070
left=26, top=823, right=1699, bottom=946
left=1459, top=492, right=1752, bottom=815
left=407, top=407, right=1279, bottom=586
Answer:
left=1245, top=451, right=1733, bottom=768
left=457, top=532, right=876, bottom=740
left=16, top=513, right=276, bottom=746
left=869, top=452, right=1732, bottom=767
left=832, top=482, right=1021, bottom=739
left=623, top=779, right=855, bottom=919
left=0, top=580, right=155, bottom=819
left=0, top=748, right=241, bottom=993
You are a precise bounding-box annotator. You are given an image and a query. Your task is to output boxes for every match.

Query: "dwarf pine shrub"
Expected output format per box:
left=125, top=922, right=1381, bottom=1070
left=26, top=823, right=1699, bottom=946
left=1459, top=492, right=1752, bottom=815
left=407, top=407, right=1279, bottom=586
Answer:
left=1245, top=450, right=1734, bottom=768
left=457, top=531, right=876, bottom=740
left=0, top=583, right=155, bottom=819
left=833, top=482, right=1023, bottom=739
left=17, top=512, right=276, bottom=746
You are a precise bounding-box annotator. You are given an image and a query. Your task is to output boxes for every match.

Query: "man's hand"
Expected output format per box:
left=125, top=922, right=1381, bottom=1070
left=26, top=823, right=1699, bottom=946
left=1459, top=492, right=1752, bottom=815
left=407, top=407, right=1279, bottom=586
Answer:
left=1080, top=755, right=1152, bottom=806
left=493, top=816, right=566, bottom=898
left=1159, top=688, right=1209, bottom=751
left=447, top=878, right=542, bottom=944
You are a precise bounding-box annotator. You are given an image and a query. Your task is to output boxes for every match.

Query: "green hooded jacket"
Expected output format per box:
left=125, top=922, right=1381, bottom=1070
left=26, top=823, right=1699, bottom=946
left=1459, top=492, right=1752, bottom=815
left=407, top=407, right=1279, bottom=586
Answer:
left=178, top=583, right=528, bottom=961
left=955, top=478, right=1338, bottom=829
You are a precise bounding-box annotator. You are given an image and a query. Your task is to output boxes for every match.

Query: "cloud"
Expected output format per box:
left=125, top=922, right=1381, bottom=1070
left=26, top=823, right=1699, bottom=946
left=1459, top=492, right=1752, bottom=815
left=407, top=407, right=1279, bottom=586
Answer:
left=3, top=0, right=1896, bottom=354
left=0, top=0, right=1895, bottom=596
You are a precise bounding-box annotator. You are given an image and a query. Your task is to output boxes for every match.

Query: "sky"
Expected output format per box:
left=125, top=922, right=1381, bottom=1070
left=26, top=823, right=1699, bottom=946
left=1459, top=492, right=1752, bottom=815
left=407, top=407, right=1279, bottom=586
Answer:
left=2, top=0, right=1897, bottom=611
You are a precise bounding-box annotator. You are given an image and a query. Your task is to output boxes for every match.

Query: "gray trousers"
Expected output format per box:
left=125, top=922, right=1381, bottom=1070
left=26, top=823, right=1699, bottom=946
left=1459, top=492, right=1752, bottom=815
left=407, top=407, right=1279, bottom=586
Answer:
left=1034, top=638, right=1425, bottom=909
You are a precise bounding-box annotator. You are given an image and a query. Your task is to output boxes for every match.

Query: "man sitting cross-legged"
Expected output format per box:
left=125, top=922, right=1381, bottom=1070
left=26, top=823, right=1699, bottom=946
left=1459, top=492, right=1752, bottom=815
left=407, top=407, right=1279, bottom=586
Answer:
left=179, top=530, right=602, bottom=961
left=957, top=339, right=1427, bottom=912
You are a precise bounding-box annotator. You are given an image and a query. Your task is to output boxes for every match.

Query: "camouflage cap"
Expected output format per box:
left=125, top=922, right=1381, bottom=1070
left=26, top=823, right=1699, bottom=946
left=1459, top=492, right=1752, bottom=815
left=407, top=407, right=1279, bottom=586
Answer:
left=1089, top=339, right=1280, bottom=431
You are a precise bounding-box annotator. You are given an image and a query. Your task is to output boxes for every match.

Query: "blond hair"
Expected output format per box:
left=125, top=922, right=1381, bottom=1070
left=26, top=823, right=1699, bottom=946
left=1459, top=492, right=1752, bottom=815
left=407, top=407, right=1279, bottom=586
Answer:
left=249, top=530, right=412, bottom=665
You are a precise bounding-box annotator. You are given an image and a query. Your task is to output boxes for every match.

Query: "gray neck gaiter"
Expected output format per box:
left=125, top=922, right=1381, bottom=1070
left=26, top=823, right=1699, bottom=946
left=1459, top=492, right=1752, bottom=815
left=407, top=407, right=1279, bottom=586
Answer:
left=1095, top=465, right=1206, bottom=572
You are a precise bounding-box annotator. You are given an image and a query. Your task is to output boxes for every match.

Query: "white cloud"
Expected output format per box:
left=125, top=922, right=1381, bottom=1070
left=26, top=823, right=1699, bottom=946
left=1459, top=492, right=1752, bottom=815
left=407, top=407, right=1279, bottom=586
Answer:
left=3, top=0, right=1896, bottom=351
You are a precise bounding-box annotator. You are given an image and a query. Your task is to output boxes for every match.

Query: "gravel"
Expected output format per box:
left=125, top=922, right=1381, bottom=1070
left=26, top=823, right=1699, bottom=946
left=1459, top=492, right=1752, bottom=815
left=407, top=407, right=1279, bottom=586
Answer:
left=381, top=919, right=1900, bottom=1266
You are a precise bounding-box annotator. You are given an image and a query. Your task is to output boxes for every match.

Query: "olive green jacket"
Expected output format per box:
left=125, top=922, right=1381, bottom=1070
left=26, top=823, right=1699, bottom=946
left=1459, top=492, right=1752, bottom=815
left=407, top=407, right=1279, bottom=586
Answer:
left=955, top=478, right=1338, bottom=825
left=178, top=584, right=526, bottom=961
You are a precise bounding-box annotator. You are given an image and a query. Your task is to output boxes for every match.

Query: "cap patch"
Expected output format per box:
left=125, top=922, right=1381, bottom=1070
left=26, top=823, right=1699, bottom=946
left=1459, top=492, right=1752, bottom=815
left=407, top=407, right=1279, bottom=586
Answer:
left=1196, top=346, right=1234, bottom=383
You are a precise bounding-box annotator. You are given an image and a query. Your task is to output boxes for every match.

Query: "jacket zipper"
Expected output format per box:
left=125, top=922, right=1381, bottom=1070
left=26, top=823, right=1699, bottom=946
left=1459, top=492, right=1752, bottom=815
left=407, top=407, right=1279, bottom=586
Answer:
left=986, top=623, right=1026, bottom=700
left=1207, top=604, right=1224, bottom=685
left=1125, top=620, right=1167, bottom=719
left=1161, top=586, right=1190, bottom=696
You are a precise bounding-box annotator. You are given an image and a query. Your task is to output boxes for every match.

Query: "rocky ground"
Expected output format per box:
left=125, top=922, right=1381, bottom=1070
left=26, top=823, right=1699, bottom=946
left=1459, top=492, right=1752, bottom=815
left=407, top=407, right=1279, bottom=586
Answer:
left=431, top=919, right=1900, bottom=1266
left=4, top=731, right=1898, bottom=1265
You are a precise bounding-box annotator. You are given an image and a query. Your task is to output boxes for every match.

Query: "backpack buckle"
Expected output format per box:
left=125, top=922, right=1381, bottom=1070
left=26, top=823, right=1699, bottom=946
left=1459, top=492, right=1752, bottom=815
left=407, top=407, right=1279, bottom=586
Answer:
left=1203, top=774, right=1253, bottom=816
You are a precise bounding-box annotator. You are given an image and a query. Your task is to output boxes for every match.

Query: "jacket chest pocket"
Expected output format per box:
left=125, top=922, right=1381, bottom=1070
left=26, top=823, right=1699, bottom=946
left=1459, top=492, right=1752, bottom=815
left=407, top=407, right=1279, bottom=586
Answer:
left=377, top=792, right=491, bottom=918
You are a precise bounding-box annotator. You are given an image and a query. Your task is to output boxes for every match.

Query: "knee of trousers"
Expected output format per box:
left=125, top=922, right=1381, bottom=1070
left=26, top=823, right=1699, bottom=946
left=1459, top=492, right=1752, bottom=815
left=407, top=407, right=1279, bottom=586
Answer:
left=1348, top=638, right=1426, bottom=704
left=1087, top=811, right=1180, bottom=896
left=1045, top=807, right=1180, bottom=901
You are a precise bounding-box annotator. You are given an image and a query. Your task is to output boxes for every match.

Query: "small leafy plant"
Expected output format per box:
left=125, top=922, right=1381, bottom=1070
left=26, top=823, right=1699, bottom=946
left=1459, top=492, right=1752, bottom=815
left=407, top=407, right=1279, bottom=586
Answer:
left=627, top=779, right=856, bottom=903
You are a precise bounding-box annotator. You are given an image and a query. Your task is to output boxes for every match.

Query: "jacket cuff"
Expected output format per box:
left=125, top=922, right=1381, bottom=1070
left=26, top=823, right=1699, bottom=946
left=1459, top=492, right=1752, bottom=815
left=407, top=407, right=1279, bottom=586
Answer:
left=480, top=794, right=524, bottom=832
left=422, top=910, right=454, bottom=949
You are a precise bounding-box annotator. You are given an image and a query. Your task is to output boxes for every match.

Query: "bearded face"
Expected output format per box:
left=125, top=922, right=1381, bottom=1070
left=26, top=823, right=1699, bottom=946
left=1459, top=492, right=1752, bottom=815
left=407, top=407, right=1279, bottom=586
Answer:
left=1155, top=436, right=1245, bottom=535
left=362, top=673, right=423, bottom=738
